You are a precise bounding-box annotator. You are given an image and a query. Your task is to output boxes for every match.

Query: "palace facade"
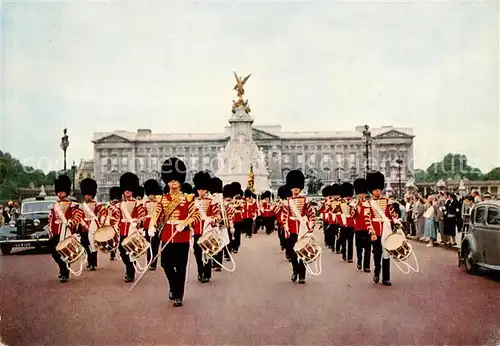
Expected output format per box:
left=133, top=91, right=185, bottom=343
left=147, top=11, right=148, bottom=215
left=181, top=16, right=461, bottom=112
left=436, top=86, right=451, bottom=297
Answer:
left=92, top=124, right=415, bottom=200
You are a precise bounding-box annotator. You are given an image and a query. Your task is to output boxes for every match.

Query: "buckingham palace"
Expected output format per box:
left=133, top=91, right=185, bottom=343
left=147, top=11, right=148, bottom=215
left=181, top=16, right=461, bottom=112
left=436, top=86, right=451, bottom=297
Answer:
left=92, top=124, right=414, bottom=200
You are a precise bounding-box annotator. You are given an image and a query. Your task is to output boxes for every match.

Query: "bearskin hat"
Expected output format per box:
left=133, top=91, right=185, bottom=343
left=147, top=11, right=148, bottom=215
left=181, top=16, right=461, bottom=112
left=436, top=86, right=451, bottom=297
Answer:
left=193, top=171, right=211, bottom=191
left=80, top=178, right=97, bottom=198
left=331, top=183, right=341, bottom=196
left=230, top=182, right=241, bottom=193
left=366, top=171, right=385, bottom=192
left=278, top=185, right=291, bottom=199
left=161, top=157, right=187, bottom=185
left=286, top=170, right=305, bottom=190
left=322, top=185, right=333, bottom=197
left=353, top=178, right=368, bottom=195
left=55, top=175, right=72, bottom=195
left=120, top=172, right=139, bottom=193
left=134, top=185, right=144, bottom=199
left=262, top=190, right=271, bottom=199
left=223, top=184, right=234, bottom=198
left=144, top=179, right=161, bottom=196
left=209, top=177, right=223, bottom=194
left=340, top=182, right=354, bottom=198
left=181, top=182, right=193, bottom=194
left=163, top=184, right=170, bottom=194
left=244, top=189, right=252, bottom=198
left=109, top=186, right=122, bottom=201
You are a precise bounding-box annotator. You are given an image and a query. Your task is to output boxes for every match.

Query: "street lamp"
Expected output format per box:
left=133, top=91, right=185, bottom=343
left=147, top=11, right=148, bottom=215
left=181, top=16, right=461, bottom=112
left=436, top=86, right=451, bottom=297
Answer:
left=71, top=161, right=77, bottom=196
left=60, top=128, right=69, bottom=172
left=361, top=125, right=372, bottom=177
left=396, top=158, right=403, bottom=199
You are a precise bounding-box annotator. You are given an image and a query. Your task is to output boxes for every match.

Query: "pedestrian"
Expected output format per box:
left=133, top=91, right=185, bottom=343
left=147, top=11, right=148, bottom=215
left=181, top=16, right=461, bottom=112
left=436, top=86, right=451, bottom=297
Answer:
left=423, top=196, right=437, bottom=247
left=0, top=204, right=4, bottom=226
left=443, top=193, right=460, bottom=246
left=414, top=196, right=426, bottom=240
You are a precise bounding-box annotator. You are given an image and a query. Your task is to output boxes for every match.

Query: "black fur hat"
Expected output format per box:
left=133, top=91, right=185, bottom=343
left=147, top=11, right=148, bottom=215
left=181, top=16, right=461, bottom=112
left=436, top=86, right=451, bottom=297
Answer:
left=144, top=179, right=161, bottom=195
left=353, top=178, right=368, bottom=195
left=80, top=178, right=97, bottom=198
left=120, top=172, right=139, bottom=193
left=55, top=175, right=72, bottom=195
left=262, top=190, right=271, bottom=199
left=161, top=157, right=187, bottom=184
left=109, top=186, right=122, bottom=201
left=244, top=189, right=252, bottom=198
left=163, top=184, right=170, bottom=194
left=223, top=184, right=234, bottom=198
left=209, top=177, right=223, bottom=194
left=340, top=182, right=354, bottom=198
left=331, top=183, right=341, bottom=196
left=230, top=182, right=241, bottom=193
left=367, top=171, right=385, bottom=192
left=322, top=185, right=333, bottom=197
left=134, top=185, right=144, bottom=199
left=286, top=170, right=305, bottom=190
left=181, top=182, right=193, bottom=194
left=193, top=171, right=211, bottom=191
left=277, top=185, right=291, bottom=199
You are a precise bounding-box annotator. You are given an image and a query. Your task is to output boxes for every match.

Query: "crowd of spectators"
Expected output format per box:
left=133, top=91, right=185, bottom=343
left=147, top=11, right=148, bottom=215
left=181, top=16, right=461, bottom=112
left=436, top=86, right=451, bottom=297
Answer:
left=0, top=201, right=20, bottom=227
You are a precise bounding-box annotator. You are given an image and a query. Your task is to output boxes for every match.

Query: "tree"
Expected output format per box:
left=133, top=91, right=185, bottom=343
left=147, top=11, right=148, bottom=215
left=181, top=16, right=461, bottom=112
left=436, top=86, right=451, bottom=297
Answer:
left=483, top=167, right=500, bottom=180
left=414, top=169, right=427, bottom=183
left=423, top=153, right=483, bottom=181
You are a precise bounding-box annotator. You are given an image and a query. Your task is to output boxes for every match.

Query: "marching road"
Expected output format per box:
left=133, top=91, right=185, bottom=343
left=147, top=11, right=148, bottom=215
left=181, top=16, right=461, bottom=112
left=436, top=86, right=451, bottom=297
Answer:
left=1, top=231, right=499, bottom=345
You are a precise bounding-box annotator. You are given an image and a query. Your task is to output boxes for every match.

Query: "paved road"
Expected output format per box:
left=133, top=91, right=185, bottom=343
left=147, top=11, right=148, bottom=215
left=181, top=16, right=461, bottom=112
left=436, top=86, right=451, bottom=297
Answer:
left=1, top=231, right=499, bottom=345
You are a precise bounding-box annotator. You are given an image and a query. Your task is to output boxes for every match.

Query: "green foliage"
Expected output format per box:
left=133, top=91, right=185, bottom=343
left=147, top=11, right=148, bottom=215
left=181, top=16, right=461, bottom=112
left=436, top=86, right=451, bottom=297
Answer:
left=418, top=153, right=483, bottom=182
left=483, top=167, right=500, bottom=180
left=0, top=151, right=59, bottom=201
left=414, top=169, right=427, bottom=183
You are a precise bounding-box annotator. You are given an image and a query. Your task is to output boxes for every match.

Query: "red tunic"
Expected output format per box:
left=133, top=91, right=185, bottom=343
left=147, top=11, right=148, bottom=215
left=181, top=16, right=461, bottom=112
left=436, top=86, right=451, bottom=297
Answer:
left=319, top=199, right=329, bottom=223
left=110, top=199, right=146, bottom=237
left=354, top=199, right=369, bottom=232
left=232, top=199, right=244, bottom=223
left=340, top=199, right=356, bottom=228
left=281, top=196, right=316, bottom=235
left=151, top=192, right=201, bottom=243
left=142, top=197, right=159, bottom=230
left=48, top=200, right=83, bottom=236
left=79, top=201, right=105, bottom=232
left=273, top=201, right=284, bottom=226
left=243, top=199, right=257, bottom=219
left=260, top=200, right=274, bottom=217
left=364, top=197, right=399, bottom=236
left=191, top=196, right=221, bottom=235
left=327, top=201, right=342, bottom=225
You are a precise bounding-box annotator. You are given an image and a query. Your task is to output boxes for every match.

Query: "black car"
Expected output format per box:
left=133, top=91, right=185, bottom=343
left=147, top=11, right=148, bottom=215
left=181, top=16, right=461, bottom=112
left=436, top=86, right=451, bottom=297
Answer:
left=0, top=195, right=77, bottom=255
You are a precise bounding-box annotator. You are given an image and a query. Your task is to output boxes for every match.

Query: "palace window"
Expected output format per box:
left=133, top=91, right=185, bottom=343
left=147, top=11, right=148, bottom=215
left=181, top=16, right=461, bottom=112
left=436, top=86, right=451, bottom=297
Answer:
left=111, top=157, right=118, bottom=171
left=282, top=154, right=290, bottom=164
left=323, top=167, right=331, bottom=181
left=297, top=153, right=304, bottom=165
left=121, top=156, right=128, bottom=170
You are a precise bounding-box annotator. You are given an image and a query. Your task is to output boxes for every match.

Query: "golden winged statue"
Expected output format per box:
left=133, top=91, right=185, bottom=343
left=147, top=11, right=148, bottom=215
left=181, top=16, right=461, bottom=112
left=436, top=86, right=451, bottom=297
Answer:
left=233, top=72, right=251, bottom=99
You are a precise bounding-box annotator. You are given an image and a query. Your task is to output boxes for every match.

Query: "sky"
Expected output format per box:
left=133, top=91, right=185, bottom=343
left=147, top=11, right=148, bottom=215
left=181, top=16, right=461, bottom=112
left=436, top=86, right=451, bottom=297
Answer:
left=1, top=0, right=499, bottom=174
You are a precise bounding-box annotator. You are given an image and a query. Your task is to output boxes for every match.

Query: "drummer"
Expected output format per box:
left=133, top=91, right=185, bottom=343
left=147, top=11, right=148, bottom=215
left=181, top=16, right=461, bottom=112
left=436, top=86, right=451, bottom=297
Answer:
left=105, top=186, right=122, bottom=261
left=47, top=175, right=84, bottom=283
left=143, top=179, right=162, bottom=270
left=280, top=170, right=316, bottom=284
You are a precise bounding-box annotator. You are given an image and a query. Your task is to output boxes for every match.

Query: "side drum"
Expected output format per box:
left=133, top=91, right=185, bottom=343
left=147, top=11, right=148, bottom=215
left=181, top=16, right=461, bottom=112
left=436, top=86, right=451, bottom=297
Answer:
left=294, top=234, right=321, bottom=264
left=56, top=237, right=86, bottom=264
left=122, top=231, right=150, bottom=260
left=384, top=232, right=412, bottom=261
left=94, top=225, right=119, bottom=253
left=197, top=228, right=222, bottom=257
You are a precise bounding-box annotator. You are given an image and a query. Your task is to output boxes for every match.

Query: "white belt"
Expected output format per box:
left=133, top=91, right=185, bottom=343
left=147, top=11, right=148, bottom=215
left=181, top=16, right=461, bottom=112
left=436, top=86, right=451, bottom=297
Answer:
left=165, top=220, right=183, bottom=225
left=289, top=217, right=301, bottom=221
left=372, top=218, right=385, bottom=222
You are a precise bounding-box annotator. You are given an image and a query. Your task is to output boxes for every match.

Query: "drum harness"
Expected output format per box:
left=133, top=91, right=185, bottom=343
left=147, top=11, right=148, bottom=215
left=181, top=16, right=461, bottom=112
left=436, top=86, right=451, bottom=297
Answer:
left=81, top=202, right=100, bottom=253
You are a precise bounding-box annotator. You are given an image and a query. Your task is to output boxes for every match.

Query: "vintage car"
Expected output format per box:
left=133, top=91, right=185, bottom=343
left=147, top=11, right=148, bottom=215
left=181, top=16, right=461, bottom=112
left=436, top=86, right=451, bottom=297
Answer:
left=0, top=195, right=77, bottom=255
left=459, top=200, right=500, bottom=273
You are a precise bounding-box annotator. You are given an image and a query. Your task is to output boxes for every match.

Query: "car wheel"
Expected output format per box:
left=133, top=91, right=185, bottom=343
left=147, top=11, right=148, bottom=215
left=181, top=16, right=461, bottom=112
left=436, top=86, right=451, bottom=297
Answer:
left=1, top=244, right=13, bottom=255
left=462, top=244, right=478, bottom=274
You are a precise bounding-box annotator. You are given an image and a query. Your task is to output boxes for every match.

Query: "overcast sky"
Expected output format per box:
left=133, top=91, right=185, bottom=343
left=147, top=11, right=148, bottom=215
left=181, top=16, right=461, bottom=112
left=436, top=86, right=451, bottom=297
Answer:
left=2, top=0, right=499, bottom=174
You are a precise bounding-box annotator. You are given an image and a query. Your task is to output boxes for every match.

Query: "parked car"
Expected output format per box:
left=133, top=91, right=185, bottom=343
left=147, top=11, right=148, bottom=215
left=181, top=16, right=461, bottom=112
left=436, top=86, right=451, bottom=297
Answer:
left=459, top=200, right=500, bottom=273
left=0, top=195, right=77, bottom=255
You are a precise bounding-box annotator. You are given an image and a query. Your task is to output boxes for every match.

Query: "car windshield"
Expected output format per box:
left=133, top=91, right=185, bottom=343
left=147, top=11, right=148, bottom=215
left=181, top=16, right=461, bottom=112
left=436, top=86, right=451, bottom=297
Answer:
left=21, top=201, right=53, bottom=214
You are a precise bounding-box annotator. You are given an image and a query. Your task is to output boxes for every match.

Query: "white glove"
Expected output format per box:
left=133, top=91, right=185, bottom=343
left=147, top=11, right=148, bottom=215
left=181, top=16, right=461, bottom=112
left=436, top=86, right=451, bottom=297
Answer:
left=148, top=228, right=155, bottom=237
left=72, top=233, right=81, bottom=242
left=175, top=224, right=185, bottom=233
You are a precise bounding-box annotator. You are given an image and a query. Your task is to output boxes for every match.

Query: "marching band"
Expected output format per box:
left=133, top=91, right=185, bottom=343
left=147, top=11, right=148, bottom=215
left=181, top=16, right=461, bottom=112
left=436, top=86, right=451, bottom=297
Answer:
left=47, top=158, right=416, bottom=307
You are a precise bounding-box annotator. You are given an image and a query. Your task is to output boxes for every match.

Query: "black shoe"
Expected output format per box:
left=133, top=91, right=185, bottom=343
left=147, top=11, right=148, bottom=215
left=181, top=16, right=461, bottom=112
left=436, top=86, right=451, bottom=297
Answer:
left=86, top=264, right=91, bottom=269
left=382, top=280, right=392, bottom=286
left=169, top=292, right=175, bottom=301
left=233, top=250, right=238, bottom=254
left=364, top=268, right=371, bottom=273
left=298, top=279, right=305, bottom=284
left=342, top=257, right=347, bottom=261
left=202, top=277, right=210, bottom=283
left=124, top=276, right=134, bottom=283
left=197, top=275, right=204, bottom=282
left=356, top=264, right=362, bottom=270
left=215, top=267, right=222, bottom=272
left=348, top=259, right=353, bottom=263
left=336, top=251, right=341, bottom=254
left=373, top=275, right=380, bottom=283
left=59, top=276, right=69, bottom=283
left=173, top=299, right=183, bottom=307
left=90, top=266, right=96, bottom=271
left=291, top=273, right=298, bottom=282
left=110, top=256, right=115, bottom=261
left=280, top=247, right=284, bottom=251
left=149, top=266, right=156, bottom=271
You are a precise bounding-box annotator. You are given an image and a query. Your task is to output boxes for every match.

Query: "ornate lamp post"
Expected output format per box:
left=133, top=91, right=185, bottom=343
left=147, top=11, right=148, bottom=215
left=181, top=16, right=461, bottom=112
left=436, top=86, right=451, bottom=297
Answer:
left=71, top=161, right=77, bottom=196
left=60, top=128, right=69, bottom=172
left=396, top=158, right=403, bottom=199
left=361, top=125, right=372, bottom=177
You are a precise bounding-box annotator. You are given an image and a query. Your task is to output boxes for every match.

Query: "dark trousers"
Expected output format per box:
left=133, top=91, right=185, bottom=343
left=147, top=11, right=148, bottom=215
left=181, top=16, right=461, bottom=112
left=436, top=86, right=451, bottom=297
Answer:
left=80, top=232, right=98, bottom=267
left=49, top=235, right=70, bottom=277
left=335, top=224, right=343, bottom=252
left=119, top=236, right=135, bottom=279
left=340, top=226, right=354, bottom=261
left=285, top=233, right=306, bottom=280
left=193, top=235, right=211, bottom=279
left=161, top=242, right=190, bottom=300
left=262, top=216, right=275, bottom=234
left=231, top=221, right=243, bottom=251
left=277, top=224, right=286, bottom=249
left=355, top=230, right=371, bottom=269
left=243, top=218, right=253, bottom=237
left=325, top=224, right=340, bottom=251
left=372, top=236, right=390, bottom=281
left=255, top=216, right=263, bottom=232
left=322, top=221, right=329, bottom=246
left=146, top=232, right=161, bottom=268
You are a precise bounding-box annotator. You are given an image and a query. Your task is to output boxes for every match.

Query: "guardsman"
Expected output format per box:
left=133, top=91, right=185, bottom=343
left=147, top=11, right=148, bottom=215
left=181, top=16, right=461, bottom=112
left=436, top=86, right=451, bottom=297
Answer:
left=260, top=191, right=275, bottom=235
left=251, top=193, right=259, bottom=234
left=274, top=185, right=291, bottom=253
left=191, top=172, right=219, bottom=281
left=328, top=184, right=343, bottom=253
left=242, top=189, right=255, bottom=237
left=110, top=173, right=146, bottom=283
left=106, top=186, right=122, bottom=261
left=231, top=183, right=244, bottom=252
left=281, top=170, right=316, bottom=284
left=148, top=158, right=201, bottom=307
left=319, top=186, right=333, bottom=247
left=47, top=175, right=84, bottom=282
left=79, top=178, right=105, bottom=271
left=339, top=182, right=355, bottom=263
left=143, top=179, right=162, bottom=270
left=353, top=178, right=371, bottom=273
left=209, top=177, right=229, bottom=267
left=222, top=184, right=236, bottom=253
left=364, top=171, right=401, bottom=286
